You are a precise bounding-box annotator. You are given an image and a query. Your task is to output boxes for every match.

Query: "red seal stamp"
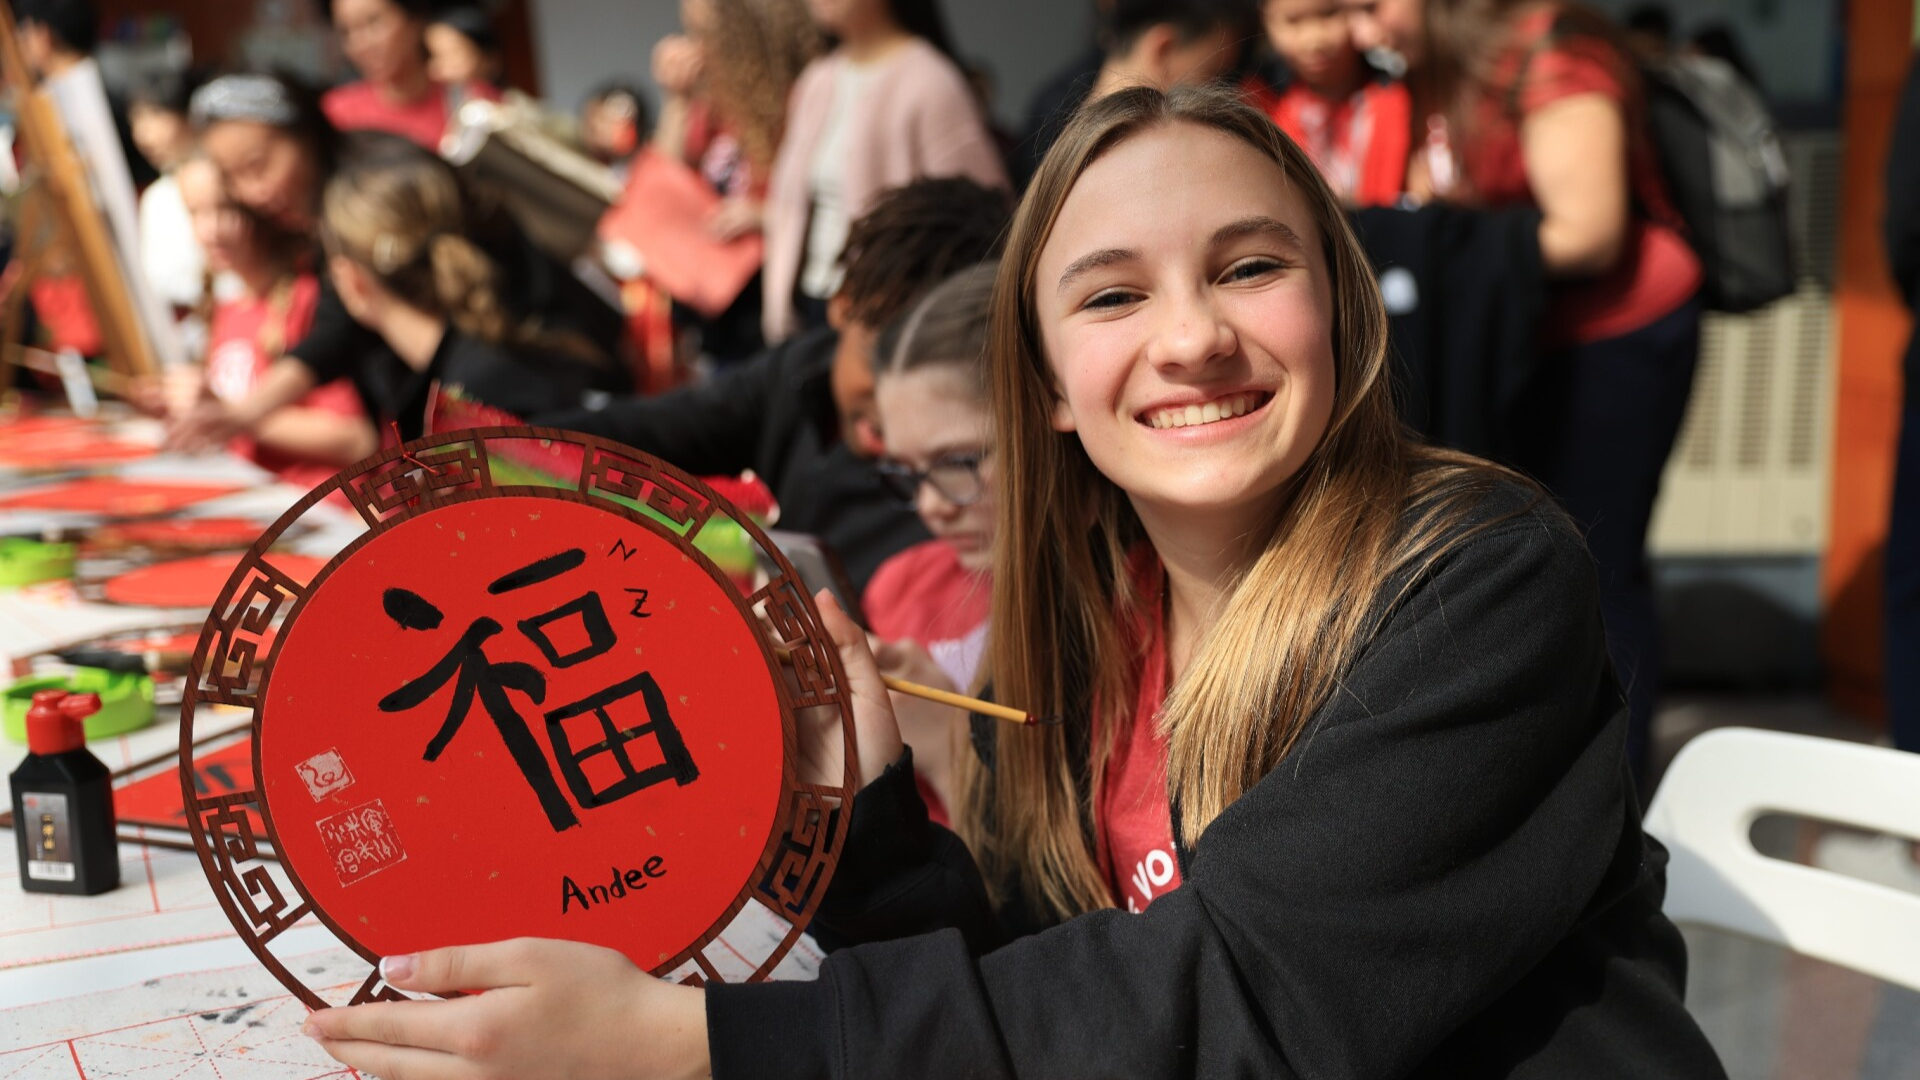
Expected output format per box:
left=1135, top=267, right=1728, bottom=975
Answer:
left=316, top=800, right=407, bottom=886
left=296, top=749, right=355, bottom=801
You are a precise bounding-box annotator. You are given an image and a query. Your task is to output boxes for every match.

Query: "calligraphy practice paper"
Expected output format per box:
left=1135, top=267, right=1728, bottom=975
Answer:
left=0, top=947, right=366, bottom=1077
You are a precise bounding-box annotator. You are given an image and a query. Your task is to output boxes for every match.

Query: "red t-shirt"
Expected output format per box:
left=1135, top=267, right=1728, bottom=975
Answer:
left=1448, top=6, right=1701, bottom=345
left=1252, top=76, right=1411, bottom=209
left=864, top=539, right=992, bottom=826
left=1099, top=549, right=1184, bottom=913
left=204, top=275, right=365, bottom=491
left=864, top=539, right=992, bottom=690
left=321, top=79, right=501, bottom=150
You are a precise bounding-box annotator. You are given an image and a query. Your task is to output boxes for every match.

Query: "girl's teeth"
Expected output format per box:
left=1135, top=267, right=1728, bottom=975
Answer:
left=1147, top=393, right=1264, bottom=429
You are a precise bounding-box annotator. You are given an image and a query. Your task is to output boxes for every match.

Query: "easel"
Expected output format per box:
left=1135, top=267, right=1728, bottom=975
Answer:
left=0, top=2, right=160, bottom=405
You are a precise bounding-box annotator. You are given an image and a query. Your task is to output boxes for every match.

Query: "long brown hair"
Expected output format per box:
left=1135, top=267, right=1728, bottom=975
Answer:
left=964, top=83, right=1527, bottom=919
left=699, top=0, right=823, bottom=177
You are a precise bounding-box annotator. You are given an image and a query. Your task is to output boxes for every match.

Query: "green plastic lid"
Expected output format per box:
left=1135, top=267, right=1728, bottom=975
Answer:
left=0, top=537, right=76, bottom=589
left=3, top=668, right=155, bottom=743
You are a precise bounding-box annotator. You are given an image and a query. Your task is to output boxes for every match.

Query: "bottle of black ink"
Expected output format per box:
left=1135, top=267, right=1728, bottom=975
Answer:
left=10, top=690, right=118, bottom=895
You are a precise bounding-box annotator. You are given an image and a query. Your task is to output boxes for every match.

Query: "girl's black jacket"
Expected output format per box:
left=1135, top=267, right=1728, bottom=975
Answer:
left=708, top=478, right=1728, bottom=1079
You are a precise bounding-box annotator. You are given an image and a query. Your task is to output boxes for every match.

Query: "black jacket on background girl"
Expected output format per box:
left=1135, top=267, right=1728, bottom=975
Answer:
left=706, top=479, right=1728, bottom=1079
left=284, top=133, right=629, bottom=435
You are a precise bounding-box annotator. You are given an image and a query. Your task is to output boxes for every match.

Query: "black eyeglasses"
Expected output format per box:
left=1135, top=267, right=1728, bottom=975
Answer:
left=875, top=450, right=989, bottom=507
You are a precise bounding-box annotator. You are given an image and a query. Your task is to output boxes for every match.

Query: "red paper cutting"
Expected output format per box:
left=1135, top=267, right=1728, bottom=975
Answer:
left=0, top=477, right=244, bottom=516
left=0, top=416, right=157, bottom=468
left=116, top=737, right=260, bottom=834
left=102, top=553, right=326, bottom=608
left=261, top=496, right=785, bottom=969
left=97, top=517, right=268, bottom=551
left=0, top=438, right=154, bottom=467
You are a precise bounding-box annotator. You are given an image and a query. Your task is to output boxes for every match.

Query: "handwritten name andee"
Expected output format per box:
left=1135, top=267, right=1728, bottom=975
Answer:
left=562, top=857, right=668, bottom=914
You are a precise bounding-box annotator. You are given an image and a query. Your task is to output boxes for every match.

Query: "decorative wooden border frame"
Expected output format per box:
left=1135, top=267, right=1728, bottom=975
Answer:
left=178, top=427, right=857, bottom=1008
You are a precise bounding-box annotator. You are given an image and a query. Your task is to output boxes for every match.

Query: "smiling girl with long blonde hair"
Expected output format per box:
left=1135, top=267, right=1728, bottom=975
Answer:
left=304, top=82, right=1725, bottom=1080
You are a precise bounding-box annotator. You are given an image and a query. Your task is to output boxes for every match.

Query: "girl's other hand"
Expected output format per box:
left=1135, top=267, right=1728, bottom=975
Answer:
left=870, top=637, right=965, bottom=814
left=797, top=589, right=902, bottom=791
left=304, top=938, right=709, bottom=1080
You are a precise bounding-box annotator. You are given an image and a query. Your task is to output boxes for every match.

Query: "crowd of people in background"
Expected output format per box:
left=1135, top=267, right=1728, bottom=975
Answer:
left=8, top=0, right=1862, bottom=1071
left=8, top=0, right=1797, bottom=804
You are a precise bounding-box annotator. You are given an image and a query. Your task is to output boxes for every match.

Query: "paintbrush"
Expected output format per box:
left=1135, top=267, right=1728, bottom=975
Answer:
left=771, top=643, right=1059, bottom=726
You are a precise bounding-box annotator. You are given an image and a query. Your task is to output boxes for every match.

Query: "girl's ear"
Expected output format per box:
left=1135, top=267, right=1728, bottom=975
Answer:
left=1049, top=393, right=1076, bottom=433
left=328, top=254, right=376, bottom=320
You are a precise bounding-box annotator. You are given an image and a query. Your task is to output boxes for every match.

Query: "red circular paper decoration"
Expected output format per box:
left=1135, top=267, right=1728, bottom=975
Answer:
left=0, top=476, right=243, bottom=516
left=180, top=428, right=855, bottom=1010
left=102, top=553, right=327, bottom=608
left=0, top=416, right=156, bottom=469
left=100, top=517, right=269, bottom=552
left=263, top=495, right=784, bottom=967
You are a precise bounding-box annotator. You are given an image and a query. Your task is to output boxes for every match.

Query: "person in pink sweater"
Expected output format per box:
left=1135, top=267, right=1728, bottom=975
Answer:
left=761, top=0, right=1009, bottom=344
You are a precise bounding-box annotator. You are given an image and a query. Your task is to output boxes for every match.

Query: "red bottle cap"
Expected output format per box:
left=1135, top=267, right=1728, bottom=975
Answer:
left=24, top=689, right=100, bottom=755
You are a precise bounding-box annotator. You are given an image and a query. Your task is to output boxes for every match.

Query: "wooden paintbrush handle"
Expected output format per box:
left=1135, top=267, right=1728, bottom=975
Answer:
left=880, top=675, right=1036, bottom=725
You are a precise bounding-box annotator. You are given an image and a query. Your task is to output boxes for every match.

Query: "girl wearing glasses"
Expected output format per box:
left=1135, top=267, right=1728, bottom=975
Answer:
left=863, top=263, right=998, bottom=822
left=305, top=83, right=1723, bottom=1079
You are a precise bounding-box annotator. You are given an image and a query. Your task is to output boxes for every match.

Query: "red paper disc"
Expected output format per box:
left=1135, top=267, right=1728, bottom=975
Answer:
left=0, top=477, right=243, bottom=516
left=102, top=517, right=268, bottom=551
left=262, top=495, right=786, bottom=968
left=0, top=417, right=156, bottom=468
left=180, top=428, right=854, bottom=1006
left=103, top=553, right=327, bottom=608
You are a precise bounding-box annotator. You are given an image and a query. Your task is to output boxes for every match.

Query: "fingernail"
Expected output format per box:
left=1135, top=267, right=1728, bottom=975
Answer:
left=379, top=953, right=415, bottom=983
left=301, top=1018, right=320, bottom=1039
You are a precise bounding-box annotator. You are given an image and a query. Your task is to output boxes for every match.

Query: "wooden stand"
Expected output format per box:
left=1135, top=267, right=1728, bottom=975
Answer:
left=0, top=1, right=160, bottom=400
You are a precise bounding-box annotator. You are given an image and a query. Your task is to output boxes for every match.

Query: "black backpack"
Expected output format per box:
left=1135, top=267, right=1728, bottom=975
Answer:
left=1638, top=54, right=1797, bottom=312
left=1512, top=38, right=1798, bottom=313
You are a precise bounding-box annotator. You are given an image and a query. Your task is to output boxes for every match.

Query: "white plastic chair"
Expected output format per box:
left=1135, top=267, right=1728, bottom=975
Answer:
left=1642, top=726, right=1920, bottom=992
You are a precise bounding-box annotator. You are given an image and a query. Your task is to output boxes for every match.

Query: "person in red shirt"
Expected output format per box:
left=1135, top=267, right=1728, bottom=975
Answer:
left=1248, top=0, right=1410, bottom=206
left=322, top=0, right=499, bottom=150
left=1346, top=0, right=1704, bottom=785
left=863, top=262, right=998, bottom=823
left=173, top=157, right=374, bottom=489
